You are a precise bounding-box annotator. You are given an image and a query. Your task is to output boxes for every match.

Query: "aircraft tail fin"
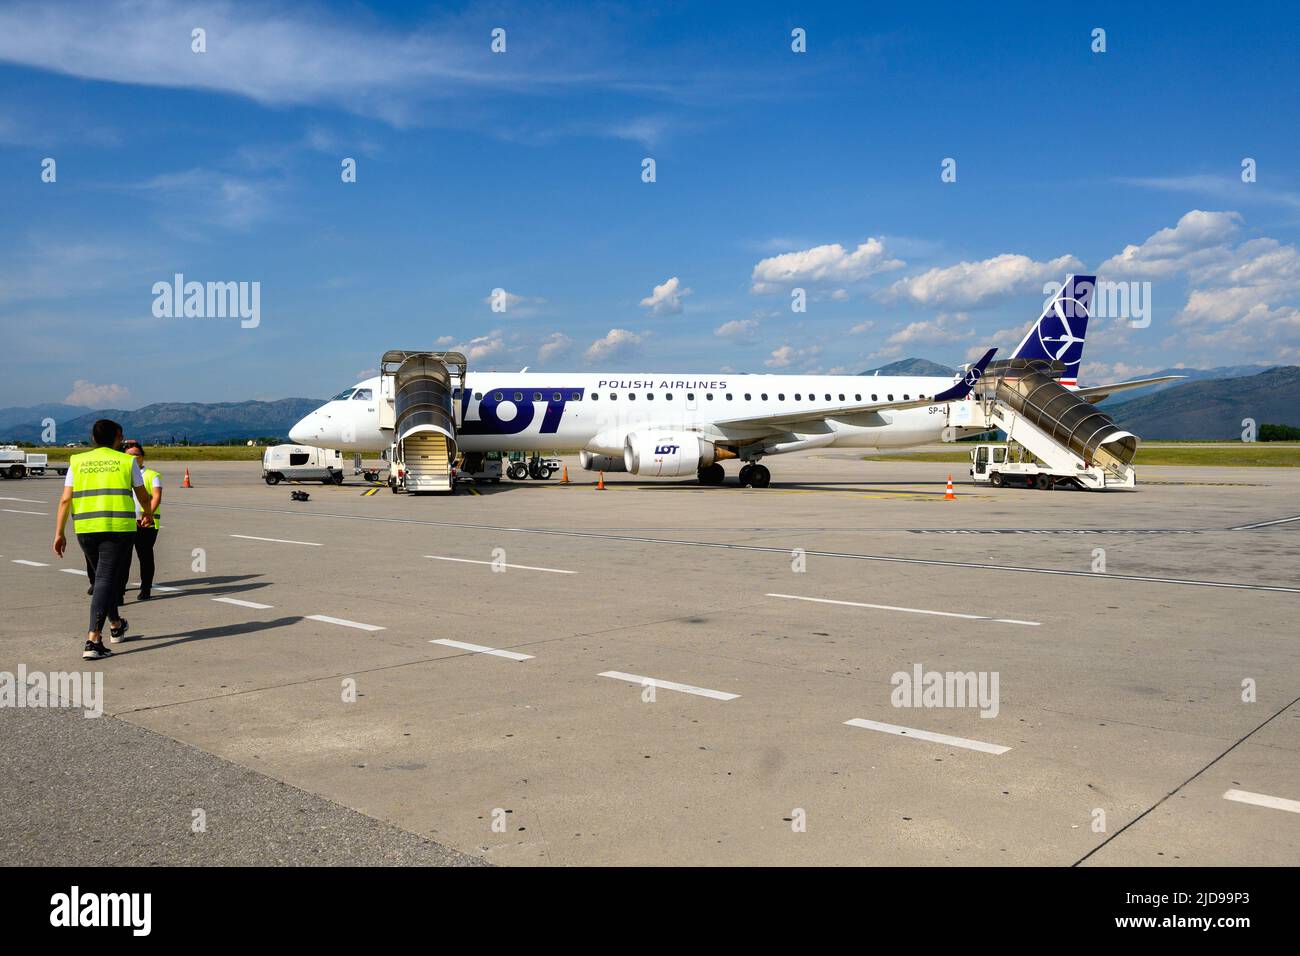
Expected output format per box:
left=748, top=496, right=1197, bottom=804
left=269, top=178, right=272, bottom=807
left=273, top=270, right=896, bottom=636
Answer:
left=1009, top=274, right=1095, bottom=386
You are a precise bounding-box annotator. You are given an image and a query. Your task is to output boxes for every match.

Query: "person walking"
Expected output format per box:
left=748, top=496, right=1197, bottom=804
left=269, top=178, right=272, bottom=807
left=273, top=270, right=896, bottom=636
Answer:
left=123, top=443, right=162, bottom=600
left=52, top=419, right=154, bottom=659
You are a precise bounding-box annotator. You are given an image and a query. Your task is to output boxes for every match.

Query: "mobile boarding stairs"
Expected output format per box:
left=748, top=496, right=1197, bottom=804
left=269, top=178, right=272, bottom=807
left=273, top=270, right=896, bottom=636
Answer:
left=951, top=359, right=1138, bottom=490
left=381, top=350, right=467, bottom=495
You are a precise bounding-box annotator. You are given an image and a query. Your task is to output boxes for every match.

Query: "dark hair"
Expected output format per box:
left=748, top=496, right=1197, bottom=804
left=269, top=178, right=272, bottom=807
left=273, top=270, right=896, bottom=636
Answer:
left=91, top=419, right=123, bottom=448
left=125, top=441, right=145, bottom=457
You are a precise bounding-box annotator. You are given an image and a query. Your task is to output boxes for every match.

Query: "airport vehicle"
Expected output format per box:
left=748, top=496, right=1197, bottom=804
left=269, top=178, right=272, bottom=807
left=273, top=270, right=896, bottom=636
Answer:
left=289, top=276, right=1176, bottom=487
left=506, top=451, right=560, bottom=480
left=970, top=443, right=1091, bottom=490
left=456, top=451, right=504, bottom=483
left=0, top=445, right=28, bottom=478
left=261, top=444, right=345, bottom=484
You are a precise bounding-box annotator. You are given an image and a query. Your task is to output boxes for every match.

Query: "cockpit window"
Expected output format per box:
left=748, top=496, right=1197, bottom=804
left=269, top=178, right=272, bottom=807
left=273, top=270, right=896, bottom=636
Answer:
left=330, top=388, right=355, bottom=401
left=352, top=388, right=373, bottom=401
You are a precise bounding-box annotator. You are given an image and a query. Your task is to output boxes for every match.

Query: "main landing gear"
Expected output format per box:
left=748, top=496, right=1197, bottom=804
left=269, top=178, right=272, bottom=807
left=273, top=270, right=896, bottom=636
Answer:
left=697, top=461, right=771, bottom=488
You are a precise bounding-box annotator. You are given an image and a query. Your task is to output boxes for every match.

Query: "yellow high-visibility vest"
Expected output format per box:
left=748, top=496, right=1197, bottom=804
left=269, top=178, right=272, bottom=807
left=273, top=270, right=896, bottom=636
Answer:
left=69, top=447, right=138, bottom=534
left=142, top=467, right=161, bottom=529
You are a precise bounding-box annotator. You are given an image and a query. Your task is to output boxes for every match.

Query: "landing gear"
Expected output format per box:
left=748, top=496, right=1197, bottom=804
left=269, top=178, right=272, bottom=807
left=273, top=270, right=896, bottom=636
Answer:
left=747, top=464, right=771, bottom=488
left=697, top=462, right=726, bottom=485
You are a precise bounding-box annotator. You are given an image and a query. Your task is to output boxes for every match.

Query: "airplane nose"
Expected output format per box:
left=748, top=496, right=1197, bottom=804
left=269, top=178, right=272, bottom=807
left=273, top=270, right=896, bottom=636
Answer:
left=288, top=415, right=314, bottom=445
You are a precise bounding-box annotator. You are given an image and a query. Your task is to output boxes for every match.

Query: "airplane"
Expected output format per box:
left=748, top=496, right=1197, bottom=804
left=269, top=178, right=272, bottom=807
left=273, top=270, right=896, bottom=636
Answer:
left=289, top=274, right=1179, bottom=487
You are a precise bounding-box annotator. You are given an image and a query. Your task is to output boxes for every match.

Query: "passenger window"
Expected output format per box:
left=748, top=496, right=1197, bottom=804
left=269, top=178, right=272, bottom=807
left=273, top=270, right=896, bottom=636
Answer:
left=888, top=394, right=894, bottom=401
left=687, top=393, right=694, bottom=401
left=591, top=393, right=599, bottom=401
left=825, top=393, right=832, bottom=401
left=855, top=394, right=861, bottom=401
left=628, top=393, right=636, bottom=400
left=744, top=393, right=752, bottom=401
left=665, top=393, right=673, bottom=400
left=552, top=392, right=562, bottom=401
left=513, top=392, right=523, bottom=401
left=795, top=393, right=801, bottom=400
left=778, top=393, right=785, bottom=401
left=493, top=392, right=503, bottom=401
left=706, top=393, right=714, bottom=400
left=871, top=394, right=877, bottom=401
left=609, top=393, right=617, bottom=400
left=904, top=394, right=910, bottom=400
left=646, top=393, right=654, bottom=400
left=571, top=392, right=582, bottom=400
left=761, top=393, right=768, bottom=401
left=838, top=394, right=845, bottom=401
left=725, top=393, right=733, bottom=400
left=533, top=392, right=542, bottom=401
left=473, top=392, right=482, bottom=401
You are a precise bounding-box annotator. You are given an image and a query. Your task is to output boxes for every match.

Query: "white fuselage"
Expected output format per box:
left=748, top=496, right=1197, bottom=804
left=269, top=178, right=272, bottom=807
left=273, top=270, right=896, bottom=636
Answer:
left=289, top=372, right=970, bottom=454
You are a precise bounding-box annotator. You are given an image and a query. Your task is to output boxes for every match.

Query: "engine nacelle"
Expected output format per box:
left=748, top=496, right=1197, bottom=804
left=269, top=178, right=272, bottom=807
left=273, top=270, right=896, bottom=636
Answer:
left=578, top=450, right=627, bottom=472
left=623, top=431, right=719, bottom=477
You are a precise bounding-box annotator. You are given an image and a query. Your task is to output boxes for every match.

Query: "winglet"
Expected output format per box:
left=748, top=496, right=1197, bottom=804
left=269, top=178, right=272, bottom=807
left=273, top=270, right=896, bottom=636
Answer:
left=932, top=348, right=996, bottom=402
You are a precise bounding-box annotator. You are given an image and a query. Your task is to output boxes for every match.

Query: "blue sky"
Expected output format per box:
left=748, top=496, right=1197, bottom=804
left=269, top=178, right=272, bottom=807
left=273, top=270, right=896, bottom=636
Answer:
left=2, top=0, right=1299, bottom=407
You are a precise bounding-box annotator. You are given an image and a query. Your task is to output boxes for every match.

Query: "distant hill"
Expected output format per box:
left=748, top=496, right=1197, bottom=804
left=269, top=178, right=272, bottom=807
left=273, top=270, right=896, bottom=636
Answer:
left=1097, top=364, right=1274, bottom=404
left=1105, top=366, right=1300, bottom=440
left=1, top=398, right=325, bottom=444
left=0, top=403, right=91, bottom=432
left=861, top=357, right=957, bottom=377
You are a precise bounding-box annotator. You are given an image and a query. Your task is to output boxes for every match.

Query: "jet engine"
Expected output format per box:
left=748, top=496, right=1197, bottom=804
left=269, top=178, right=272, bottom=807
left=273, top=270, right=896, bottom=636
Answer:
left=578, top=450, right=627, bottom=472
left=623, top=431, right=732, bottom=477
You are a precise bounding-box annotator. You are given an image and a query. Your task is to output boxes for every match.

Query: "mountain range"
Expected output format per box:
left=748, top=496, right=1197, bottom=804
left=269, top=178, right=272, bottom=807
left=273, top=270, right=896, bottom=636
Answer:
left=0, top=399, right=324, bottom=445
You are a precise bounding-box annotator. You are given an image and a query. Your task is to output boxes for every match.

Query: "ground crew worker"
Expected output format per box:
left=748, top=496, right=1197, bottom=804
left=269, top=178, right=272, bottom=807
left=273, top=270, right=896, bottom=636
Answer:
left=83, top=438, right=142, bottom=600
left=123, top=443, right=162, bottom=600
left=52, top=419, right=154, bottom=660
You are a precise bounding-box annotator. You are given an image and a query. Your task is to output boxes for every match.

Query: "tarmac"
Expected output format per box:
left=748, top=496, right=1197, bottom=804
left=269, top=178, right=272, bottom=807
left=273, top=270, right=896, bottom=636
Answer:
left=1, top=451, right=1297, bottom=866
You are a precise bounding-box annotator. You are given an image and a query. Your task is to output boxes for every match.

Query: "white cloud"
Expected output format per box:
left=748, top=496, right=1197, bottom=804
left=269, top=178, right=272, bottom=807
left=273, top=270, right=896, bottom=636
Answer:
left=537, top=332, right=573, bottom=363
left=0, top=0, right=594, bottom=126
left=751, top=238, right=903, bottom=294
left=640, top=276, right=691, bottom=316
left=65, top=380, right=129, bottom=407
left=482, top=289, right=546, bottom=317
left=849, top=320, right=875, bottom=334
left=435, top=335, right=455, bottom=346
left=453, top=333, right=509, bottom=363
left=885, top=312, right=972, bottom=346
left=885, top=253, right=1081, bottom=306
left=585, top=328, right=647, bottom=363
left=764, top=344, right=821, bottom=369
left=714, top=318, right=758, bottom=339
left=1099, top=210, right=1242, bottom=278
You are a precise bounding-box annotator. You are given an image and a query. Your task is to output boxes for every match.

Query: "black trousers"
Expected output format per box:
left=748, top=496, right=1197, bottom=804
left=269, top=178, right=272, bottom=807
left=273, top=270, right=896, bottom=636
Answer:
left=133, top=527, right=158, bottom=591
left=77, top=531, right=134, bottom=634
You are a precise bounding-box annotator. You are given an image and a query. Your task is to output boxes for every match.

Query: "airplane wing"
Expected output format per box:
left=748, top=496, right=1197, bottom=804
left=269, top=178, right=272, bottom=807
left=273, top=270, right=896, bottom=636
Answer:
left=1074, top=375, right=1185, bottom=404
left=710, top=349, right=998, bottom=431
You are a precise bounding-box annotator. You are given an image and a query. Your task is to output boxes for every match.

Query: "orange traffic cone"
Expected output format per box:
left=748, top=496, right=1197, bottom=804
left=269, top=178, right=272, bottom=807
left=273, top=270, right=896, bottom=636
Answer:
left=561, top=465, right=570, bottom=484
left=596, top=471, right=605, bottom=491
left=183, top=467, right=193, bottom=488
left=944, top=474, right=955, bottom=500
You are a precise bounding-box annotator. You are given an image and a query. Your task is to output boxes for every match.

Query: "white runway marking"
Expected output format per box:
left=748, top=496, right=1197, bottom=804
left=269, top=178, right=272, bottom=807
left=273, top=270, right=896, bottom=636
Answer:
left=213, top=597, right=274, bottom=610
left=1223, top=788, right=1300, bottom=814
left=60, top=568, right=87, bottom=575
left=231, top=534, right=322, bottom=547
left=2, top=509, right=46, bottom=515
left=12, top=559, right=48, bottom=567
left=129, top=582, right=182, bottom=592
left=193, top=503, right=1300, bottom=594
left=425, top=554, right=576, bottom=574
left=1230, top=514, right=1300, bottom=531
left=430, top=638, right=533, bottom=661
left=307, top=614, right=384, bottom=632
left=0, top=497, right=43, bottom=503
left=768, top=593, right=1040, bottom=626
left=844, top=718, right=1010, bottom=755
left=599, top=670, right=739, bottom=700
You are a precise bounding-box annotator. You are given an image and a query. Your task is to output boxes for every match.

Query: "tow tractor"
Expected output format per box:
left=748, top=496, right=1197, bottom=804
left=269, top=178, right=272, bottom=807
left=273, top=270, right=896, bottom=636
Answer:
left=506, top=451, right=560, bottom=481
